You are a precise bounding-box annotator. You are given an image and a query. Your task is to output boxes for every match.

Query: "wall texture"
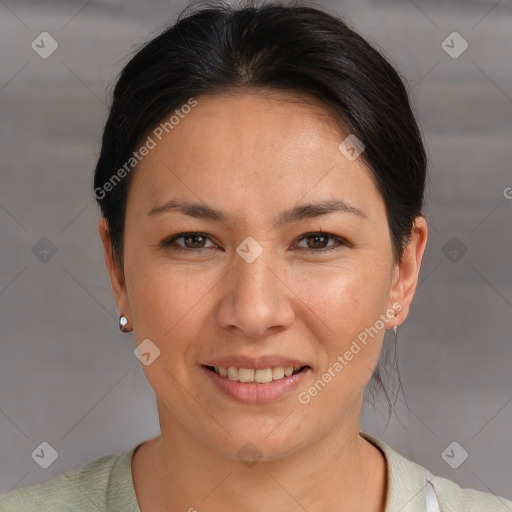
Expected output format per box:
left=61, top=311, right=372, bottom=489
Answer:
left=1, top=0, right=511, bottom=501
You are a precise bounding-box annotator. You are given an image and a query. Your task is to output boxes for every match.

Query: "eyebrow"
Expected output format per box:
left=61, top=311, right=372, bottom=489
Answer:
left=147, top=198, right=368, bottom=227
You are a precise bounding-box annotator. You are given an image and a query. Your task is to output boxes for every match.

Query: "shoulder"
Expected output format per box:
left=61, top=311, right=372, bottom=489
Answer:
left=431, top=473, right=512, bottom=512
left=360, top=431, right=512, bottom=512
left=0, top=446, right=138, bottom=512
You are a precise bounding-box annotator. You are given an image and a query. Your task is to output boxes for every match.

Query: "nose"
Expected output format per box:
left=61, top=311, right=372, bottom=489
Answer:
left=215, top=246, right=295, bottom=338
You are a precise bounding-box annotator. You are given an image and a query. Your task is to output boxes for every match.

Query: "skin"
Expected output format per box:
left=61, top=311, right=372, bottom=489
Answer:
left=99, top=91, right=428, bottom=512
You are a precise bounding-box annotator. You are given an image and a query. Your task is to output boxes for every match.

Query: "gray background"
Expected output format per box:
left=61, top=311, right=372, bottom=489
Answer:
left=1, top=0, right=511, bottom=502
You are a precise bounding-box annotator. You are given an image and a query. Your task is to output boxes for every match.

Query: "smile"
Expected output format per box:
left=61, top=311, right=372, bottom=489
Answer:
left=201, top=365, right=311, bottom=404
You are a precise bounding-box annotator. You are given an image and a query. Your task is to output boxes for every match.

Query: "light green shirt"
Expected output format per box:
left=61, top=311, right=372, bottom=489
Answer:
left=1, top=431, right=511, bottom=511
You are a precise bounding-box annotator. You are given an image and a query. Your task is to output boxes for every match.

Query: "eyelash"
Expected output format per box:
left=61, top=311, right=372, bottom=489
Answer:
left=160, top=231, right=348, bottom=254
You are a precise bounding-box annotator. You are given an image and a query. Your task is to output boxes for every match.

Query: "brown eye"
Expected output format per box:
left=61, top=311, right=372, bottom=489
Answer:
left=182, top=233, right=208, bottom=248
left=295, top=232, right=345, bottom=252
left=161, top=231, right=346, bottom=254
left=162, top=232, right=217, bottom=252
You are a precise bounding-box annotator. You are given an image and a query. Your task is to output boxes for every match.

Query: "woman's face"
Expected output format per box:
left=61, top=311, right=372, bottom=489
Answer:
left=100, top=91, right=426, bottom=461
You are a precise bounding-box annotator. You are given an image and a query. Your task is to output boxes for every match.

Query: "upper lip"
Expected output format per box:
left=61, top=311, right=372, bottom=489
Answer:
left=202, top=355, right=310, bottom=370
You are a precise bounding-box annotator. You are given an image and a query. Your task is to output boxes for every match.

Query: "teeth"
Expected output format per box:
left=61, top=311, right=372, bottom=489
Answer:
left=238, top=368, right=255, bottom=382
left=214, top=365, right=303, bottom=383
left=272, top=367, right=285, bottom=380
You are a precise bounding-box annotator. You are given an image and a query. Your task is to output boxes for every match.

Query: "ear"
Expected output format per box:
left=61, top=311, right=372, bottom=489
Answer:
left=98, top=217, right=132, bottom=328
left=385, top=216, right=428, bottom=328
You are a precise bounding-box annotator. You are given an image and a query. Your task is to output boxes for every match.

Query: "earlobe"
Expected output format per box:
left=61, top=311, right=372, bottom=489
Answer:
left=386, top=216, right=428, bottom=328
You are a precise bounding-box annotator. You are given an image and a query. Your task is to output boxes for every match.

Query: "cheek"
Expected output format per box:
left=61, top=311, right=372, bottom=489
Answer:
left=296, top=260, right=390, bottom=376
left=299, top=256, right=391, bottom=328
left=127, top=265, right=210, bottom=393
left=129, top=263, right=206, bottom=337
left=128, top=261, right=201, bottom=350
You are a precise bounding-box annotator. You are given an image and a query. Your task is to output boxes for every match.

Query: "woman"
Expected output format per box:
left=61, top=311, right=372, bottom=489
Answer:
left=1, top=1, right=510, bottom=511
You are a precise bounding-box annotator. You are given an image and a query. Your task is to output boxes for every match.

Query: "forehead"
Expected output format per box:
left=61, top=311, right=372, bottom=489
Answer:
left=128, top=91, right=382, bottom=221
left=142, top=90, right=346, bottom=166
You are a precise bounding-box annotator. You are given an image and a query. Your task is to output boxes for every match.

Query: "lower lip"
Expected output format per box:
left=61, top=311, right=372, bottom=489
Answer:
left=201, top=365, right=311, bottom=404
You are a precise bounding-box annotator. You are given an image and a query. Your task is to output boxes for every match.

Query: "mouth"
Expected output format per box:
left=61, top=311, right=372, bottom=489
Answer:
left=201, top=364, right=312, bottom=404
left=202, top=364, right=310, bottom=384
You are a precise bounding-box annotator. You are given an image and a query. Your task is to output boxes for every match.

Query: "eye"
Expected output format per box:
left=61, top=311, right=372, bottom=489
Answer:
left=294, top=232, right=346, bottom=252
left=161, top=232, right=218, bottom=253
left=160, top=231, right=347, bottom=254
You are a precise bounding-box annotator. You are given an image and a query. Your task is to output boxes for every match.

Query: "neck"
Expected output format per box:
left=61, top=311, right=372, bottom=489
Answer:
left=132, top=400, right=387, bottom=512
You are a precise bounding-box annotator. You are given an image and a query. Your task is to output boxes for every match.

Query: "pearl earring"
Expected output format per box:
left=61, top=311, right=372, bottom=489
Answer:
left=119, top=315, right=128, bottom=333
